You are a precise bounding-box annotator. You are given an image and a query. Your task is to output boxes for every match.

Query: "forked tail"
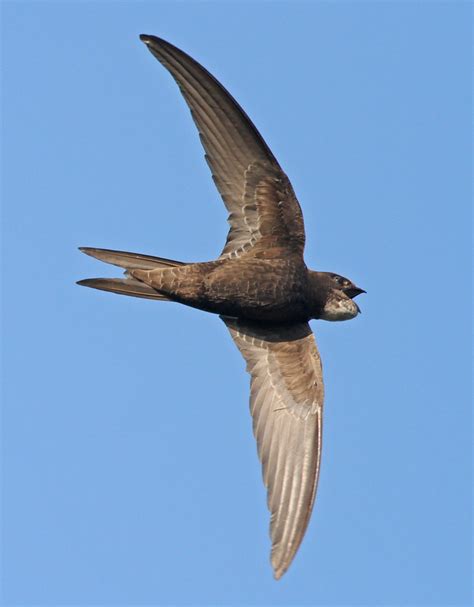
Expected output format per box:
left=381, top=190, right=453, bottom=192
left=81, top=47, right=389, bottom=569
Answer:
left=77, top=247, right=186, bottom=300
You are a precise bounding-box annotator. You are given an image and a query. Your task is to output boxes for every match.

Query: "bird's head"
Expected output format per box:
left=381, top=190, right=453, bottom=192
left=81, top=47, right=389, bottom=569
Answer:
left=309, top=271, right=366, bottom=321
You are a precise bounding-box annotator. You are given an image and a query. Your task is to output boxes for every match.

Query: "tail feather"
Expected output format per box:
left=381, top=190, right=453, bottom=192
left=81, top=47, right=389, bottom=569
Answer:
left=79, top=247, right=186, bottom=270
left=77, top=277, right=171, bottom=300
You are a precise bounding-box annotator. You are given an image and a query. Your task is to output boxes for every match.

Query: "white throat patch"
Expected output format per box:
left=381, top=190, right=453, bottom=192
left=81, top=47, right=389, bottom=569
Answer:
left=320, top=296, right=359, bottom=321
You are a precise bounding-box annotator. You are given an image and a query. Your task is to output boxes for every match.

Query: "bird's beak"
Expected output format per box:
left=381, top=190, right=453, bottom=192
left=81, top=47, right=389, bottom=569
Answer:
left=344, top=286, right=366, bottom=299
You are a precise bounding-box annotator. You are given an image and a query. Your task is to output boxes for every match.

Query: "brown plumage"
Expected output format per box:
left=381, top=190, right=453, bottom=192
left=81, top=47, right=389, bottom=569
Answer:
left=78, top=35, right=365, bottom=579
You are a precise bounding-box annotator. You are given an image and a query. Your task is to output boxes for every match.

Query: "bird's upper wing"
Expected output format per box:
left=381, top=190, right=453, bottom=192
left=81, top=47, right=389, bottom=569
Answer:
left=140, top=35, right=306, bottom=259
left=222, top=317, right=324, bottom=579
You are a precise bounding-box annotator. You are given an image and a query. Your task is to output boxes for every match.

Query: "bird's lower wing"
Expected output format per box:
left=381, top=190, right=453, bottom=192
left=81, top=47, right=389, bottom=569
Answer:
left=222, top=317, right=324, bottom=579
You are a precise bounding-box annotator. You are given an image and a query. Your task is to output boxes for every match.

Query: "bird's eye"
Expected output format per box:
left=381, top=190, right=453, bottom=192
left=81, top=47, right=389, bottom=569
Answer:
left=332, top=275, right=350, bottom=288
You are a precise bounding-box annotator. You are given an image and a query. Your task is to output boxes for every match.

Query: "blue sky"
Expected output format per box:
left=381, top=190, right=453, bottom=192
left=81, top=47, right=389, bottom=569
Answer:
left=2, top=1, right=471, bottom=605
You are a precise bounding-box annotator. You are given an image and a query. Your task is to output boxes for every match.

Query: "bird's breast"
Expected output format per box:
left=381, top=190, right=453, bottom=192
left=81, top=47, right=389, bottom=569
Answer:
left=202, top=257, right=310, bottom=322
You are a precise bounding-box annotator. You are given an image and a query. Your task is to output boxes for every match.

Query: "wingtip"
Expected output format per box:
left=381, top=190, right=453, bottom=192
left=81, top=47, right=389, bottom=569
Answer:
left=139, top=34, right=175, bottom=53
left=271, top=555, right=287, bottom=581
left=139, top=34, right=162, bottom=46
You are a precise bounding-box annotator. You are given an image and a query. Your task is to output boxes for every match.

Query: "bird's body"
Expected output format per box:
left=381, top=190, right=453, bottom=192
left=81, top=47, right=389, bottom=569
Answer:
left=134, top=256, right=310, bottom=322
left=78, top=34, right=365, bottom=579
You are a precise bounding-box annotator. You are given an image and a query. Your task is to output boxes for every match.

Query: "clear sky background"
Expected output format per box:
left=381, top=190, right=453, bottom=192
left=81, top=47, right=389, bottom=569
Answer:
left=2, top=1, right=472, bottom=605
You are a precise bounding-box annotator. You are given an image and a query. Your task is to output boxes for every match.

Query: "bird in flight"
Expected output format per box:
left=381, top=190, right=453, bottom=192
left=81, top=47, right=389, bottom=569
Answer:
left=78, top=34, right=365, bottom=579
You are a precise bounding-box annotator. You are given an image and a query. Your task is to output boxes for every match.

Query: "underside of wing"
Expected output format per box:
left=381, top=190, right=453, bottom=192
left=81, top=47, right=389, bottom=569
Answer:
left=140, top=35, right=306, bottom=259
left=222, top=317, right=324, bottom=579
